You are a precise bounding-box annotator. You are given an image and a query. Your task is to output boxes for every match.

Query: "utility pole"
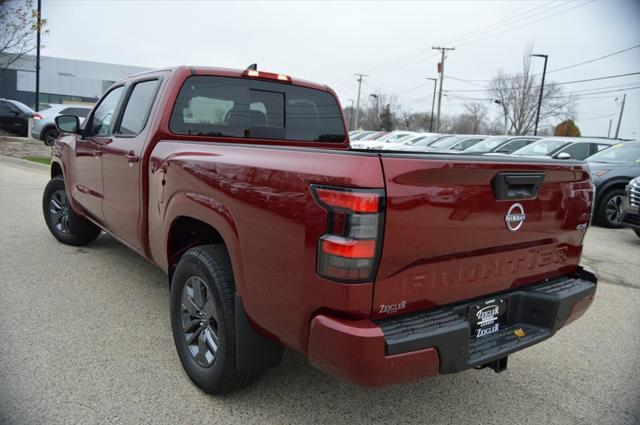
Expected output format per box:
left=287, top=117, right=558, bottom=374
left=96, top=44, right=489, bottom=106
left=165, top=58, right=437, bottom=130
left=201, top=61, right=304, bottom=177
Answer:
left=432, top=46, right=454, bottom=132
left=531, top=53, right=548, bottom=136
left=369, top=94, right=379, bottom=130
left=614, top=93, right=626, bottom=139
left=353, top=73, right=368, bottom=130
left=347, top=99, right=354, bottom=130
left=35, top=0, right=42, bottom=112
left=427, top=77, right=437, bottom=132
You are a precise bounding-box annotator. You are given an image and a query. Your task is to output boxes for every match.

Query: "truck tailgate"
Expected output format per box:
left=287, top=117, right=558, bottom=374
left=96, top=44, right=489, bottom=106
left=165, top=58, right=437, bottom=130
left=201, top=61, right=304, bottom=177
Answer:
left=373, top=154, right=593, bottom=319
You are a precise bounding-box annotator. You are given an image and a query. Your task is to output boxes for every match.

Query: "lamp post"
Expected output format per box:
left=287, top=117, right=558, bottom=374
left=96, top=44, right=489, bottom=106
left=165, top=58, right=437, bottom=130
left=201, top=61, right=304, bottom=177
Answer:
left=427, top=78, right=437, bottom=132
left=531, top=53, right=548, bottom=136
left=369, top=94, right=379, bottom=130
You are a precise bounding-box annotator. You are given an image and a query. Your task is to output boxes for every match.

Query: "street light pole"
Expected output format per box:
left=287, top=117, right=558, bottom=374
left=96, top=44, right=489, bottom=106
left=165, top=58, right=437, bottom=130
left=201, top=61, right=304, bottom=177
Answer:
left=353, top=73, right=368, bottom=130
left=531, top=53, right=548, bottom=136
left=427, top=78, right=437, bottom=132
left=35, top=0, right=42, bottom=112
left=369, top=94, right=379, bottom=130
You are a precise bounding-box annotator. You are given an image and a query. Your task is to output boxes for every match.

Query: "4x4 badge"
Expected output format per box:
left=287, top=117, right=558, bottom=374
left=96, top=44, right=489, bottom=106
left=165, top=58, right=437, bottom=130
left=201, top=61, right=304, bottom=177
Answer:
left=505, top=203, right=526, bottom=231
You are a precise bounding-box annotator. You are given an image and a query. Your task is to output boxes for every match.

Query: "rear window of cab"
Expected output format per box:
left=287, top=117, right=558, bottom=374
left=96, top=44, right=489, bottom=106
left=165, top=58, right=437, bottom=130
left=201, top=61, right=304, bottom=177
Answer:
left=169, top=76, right=346, bottom=143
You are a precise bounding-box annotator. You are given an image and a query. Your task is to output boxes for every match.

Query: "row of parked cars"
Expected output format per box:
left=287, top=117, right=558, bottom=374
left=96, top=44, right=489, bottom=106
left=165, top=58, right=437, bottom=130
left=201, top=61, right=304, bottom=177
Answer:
left=349, top=130, right=640, bottom=232
left=0, top=98, right=91, bottom=145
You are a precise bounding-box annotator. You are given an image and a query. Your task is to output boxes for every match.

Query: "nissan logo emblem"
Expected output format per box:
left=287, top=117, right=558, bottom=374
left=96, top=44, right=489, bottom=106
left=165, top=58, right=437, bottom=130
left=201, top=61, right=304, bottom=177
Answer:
left=505, top=203, right=526, bottom=232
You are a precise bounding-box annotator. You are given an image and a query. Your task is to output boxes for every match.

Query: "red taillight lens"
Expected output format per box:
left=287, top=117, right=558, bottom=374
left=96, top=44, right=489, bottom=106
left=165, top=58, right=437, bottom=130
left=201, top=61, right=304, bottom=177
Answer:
left=321, top=236, right=376, bottom=259
left=315, top=188, right=380, bottom=213
left=312, top=185, right=384, bottom=283
left=33, top=113, right=43, bottom=120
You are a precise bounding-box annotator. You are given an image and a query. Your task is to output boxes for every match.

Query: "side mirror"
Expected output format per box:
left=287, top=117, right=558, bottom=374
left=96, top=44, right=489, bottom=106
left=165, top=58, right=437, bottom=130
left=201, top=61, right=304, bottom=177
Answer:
left=556, top=152, right=571, bottom=160
left=55, top=115, right=80, bottom=134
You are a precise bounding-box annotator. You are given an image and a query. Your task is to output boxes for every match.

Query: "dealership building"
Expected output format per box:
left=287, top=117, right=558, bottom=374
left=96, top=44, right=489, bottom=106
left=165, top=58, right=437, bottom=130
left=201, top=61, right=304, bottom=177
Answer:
left=0, top=54, right=149, bottom=109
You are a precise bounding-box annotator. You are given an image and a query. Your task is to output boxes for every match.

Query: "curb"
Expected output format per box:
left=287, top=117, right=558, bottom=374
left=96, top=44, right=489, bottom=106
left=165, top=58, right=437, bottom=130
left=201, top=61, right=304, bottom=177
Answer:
left=0, top=155, right=50, bottom=175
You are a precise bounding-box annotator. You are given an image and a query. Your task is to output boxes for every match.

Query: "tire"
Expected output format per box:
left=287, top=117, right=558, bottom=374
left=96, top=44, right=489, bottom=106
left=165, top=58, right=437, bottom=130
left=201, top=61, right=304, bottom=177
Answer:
left=42, top=127, right=60, bottom=146
left=595, top=188, right=626, bottom=228
left=635, top=229, right=640, bottom=238
left=170, top=245, right=260, bottom=394
left=42, top=176, right=101, bottom=245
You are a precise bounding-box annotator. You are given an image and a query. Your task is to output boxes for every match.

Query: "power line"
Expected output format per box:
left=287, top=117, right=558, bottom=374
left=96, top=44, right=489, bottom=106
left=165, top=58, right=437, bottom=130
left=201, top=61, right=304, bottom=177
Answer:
left=447, top=43, right=640, bottom=83
left=443, top=71, right=640, bottom=92
left=364, top=0, right=570, bottom=76
left=454, top=0, right=596, bottom=48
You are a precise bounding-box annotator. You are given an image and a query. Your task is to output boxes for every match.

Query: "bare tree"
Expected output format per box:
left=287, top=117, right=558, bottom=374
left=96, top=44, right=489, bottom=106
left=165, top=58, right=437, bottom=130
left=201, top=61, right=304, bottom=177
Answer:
left=0, top=0, right=47, bottom=70
left=488, top=44, right=574, bottom=135
left=462, top=102, right=488, bottom=133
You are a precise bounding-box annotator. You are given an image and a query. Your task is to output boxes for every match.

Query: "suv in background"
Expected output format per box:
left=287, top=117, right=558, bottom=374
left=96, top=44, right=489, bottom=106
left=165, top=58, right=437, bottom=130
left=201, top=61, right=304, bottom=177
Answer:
left=32, top=104, right=93, bottom=145
left=620, top=177, right=640, bottom=237
left=511, top=137, right=614, bottom=160
left=0, top=99, right=35, bottom=136
left=587, top=142, right=640, bottom=227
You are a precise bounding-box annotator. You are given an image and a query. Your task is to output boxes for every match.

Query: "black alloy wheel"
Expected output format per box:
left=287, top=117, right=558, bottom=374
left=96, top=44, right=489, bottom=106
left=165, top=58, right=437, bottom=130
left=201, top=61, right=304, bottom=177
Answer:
left=181, top=276, right=220, bottom=368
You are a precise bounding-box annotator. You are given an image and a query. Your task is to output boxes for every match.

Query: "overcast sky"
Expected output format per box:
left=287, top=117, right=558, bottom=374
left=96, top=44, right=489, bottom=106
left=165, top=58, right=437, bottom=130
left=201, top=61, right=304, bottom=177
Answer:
left=42, top=0, right=640, bottom=138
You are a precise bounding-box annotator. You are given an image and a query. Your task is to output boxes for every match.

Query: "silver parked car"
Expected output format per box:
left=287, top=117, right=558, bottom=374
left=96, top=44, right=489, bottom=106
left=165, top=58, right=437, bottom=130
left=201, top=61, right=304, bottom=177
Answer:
left=32, top=104, right=93, bottom=145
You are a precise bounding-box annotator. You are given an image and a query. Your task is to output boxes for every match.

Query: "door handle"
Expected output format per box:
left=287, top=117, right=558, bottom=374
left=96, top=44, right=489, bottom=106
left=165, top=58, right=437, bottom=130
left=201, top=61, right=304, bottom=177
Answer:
left=126, top=151, right=139, bottom=163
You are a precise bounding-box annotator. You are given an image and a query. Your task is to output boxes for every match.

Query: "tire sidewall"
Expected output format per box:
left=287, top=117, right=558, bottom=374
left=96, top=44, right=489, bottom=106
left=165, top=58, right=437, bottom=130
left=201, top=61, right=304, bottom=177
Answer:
left=170, top=251, right=230, bottom=391
left=42, top=176, right=100, bottom=245
left=597, top=189, right=626, bottom=228
left=43, top=127, right=59, bottom=146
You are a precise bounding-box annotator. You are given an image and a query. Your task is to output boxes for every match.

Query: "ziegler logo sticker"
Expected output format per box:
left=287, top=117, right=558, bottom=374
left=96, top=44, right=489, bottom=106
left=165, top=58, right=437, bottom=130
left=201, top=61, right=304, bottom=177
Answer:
left=505, top=203, right=526, bottom=232
left=379, top=301, right=407, bottom=314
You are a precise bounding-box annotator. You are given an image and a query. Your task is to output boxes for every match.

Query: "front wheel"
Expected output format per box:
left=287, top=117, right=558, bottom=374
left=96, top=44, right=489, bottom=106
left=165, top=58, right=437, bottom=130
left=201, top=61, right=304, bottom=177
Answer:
left=596, top=189, right=626, bottom=228
left=170, top=245, right=260, bottom=394
left=42, top=176, right=101, bottom=245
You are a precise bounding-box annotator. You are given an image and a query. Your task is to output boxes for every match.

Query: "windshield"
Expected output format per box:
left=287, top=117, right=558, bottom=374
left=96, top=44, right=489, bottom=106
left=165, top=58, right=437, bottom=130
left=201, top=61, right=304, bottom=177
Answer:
left=413, top=135, right=449, bottom=146
left=587, top=143, right=640, bottom=164
left=384, top=133, right=412, bottom=143
left=430, top=136, right=466, bottom=149
left=351, top=131, right=374, bottom=140
left=466, top=137, right=509, bottom=152
left=513, top=139, right=569, bottom=156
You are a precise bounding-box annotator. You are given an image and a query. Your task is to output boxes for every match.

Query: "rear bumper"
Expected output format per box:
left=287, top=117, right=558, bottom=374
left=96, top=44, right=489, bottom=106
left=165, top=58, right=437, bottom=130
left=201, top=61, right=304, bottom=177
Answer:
left=307, top=266, right=597, bottom=387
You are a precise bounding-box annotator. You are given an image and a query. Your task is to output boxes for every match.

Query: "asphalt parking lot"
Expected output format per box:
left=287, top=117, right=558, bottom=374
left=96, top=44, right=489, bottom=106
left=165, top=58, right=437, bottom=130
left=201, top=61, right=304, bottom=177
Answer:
left=1, top=159, right=639, bottom=425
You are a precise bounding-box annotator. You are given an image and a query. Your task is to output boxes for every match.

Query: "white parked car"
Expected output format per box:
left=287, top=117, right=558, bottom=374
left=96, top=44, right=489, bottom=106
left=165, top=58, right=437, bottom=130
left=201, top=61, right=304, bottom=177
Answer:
left=32, top=104, right=93, bottom=145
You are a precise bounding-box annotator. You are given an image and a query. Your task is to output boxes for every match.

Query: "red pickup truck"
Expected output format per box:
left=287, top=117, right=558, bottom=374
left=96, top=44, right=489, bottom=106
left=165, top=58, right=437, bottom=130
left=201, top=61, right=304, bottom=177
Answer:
left=43, top=66, right=597, bottom=394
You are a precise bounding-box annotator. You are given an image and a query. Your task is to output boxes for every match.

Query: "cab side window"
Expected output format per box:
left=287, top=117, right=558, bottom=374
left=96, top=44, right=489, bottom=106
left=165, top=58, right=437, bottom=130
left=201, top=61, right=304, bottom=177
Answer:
left=85, top=86, right=125, bottom=137
left=117, top=79, right=160, bottom=136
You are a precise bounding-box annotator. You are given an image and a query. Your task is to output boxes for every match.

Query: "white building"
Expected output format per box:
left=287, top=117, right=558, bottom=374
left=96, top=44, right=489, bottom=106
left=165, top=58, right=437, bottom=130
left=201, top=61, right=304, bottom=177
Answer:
left=0, top=54, right=149, bottom=108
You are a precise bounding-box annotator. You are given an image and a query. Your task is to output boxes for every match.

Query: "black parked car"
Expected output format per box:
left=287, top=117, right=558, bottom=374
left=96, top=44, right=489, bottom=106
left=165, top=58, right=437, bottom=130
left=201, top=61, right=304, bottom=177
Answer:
left=587, top=142, right=640, bottom=227
left=0, top=99, right=35, bottom=136
left=620, top=177, right=640, bottom=237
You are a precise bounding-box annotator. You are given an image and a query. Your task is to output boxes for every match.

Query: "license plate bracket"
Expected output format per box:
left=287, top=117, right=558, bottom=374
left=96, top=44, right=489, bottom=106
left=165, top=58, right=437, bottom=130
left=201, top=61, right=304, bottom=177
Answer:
left=469, top=297, right=508, bottom=339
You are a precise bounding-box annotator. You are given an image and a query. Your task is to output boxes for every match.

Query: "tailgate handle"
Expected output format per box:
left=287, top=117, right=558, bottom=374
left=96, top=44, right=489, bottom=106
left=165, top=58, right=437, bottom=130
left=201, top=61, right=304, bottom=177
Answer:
left=492, top=173, right=545, bottom=200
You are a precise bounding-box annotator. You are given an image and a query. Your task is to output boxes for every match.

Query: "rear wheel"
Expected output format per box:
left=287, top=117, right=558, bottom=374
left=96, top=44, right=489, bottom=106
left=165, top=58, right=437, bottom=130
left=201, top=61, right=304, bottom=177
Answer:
left=170, top=245, right=260, bottom=394
left=42, top=127, right=59, bottom=146
left=596, top=189, right=625, bottom=228
left=42, top=176, right=101, bottom=245
left=635, top=229, right=640, bottom=238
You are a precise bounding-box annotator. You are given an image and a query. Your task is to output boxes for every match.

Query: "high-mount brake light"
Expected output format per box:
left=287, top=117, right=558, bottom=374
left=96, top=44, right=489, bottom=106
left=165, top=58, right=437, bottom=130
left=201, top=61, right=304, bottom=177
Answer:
left=242, top=69, right=292, bottom=83
left=311, top=185, right=385, bottom=283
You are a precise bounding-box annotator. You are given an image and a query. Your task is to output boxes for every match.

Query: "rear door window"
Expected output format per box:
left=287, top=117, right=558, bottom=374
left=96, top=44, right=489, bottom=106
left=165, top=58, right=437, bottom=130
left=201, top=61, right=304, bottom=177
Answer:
left=170, top=76, right=345, bottom=142
left=117, top=79, right=160, bottom=136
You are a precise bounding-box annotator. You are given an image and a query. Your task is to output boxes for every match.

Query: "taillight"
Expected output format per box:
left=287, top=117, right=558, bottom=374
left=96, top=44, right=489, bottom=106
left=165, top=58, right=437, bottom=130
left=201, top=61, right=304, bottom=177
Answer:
left=311, top=185, right=385, bottom=283
left=242, top=69, right=292, bottom=83
left=33, top=113, right=43, bottom=120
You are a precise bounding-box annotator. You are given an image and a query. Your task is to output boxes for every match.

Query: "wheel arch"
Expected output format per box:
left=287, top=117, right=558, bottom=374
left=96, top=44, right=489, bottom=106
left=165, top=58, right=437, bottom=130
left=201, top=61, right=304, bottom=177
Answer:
left=595, top=178, right=631, bottom=208
left=161, top=193, right=245, bottom=294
